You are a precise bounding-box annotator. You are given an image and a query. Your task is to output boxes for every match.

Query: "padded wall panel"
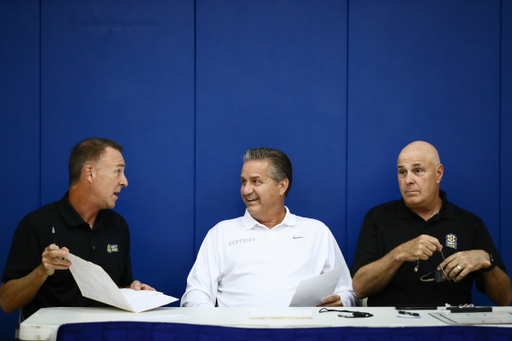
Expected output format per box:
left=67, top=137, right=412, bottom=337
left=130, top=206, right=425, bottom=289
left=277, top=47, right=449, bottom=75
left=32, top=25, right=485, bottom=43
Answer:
left=347, top=0, right=501, bottom=299
left=501, top=0, right=512, bottom=278
left=195, top=0, right=349, bottom=252
left=39, top=0, right=195, bottom=299
left=0, top=0, right=41, bottom=336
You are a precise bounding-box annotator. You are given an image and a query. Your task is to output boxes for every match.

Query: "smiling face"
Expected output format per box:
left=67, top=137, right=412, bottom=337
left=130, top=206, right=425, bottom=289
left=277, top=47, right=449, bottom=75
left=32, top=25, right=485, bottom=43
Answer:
left=397, top=142, right=443, bottom=210
left=240, top=159, right=288, bottom=226
left=90, top=147, right=128, bottom=210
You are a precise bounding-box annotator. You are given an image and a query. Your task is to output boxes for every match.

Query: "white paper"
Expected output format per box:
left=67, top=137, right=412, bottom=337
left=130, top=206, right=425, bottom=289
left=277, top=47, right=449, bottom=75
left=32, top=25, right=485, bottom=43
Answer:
left=289, top=267, right=343, bottom=307
left=66, top=253, right=178, bottom=312
left=119, top=289, right=178, bottom=313
left=430, top=312, right=512, bottom=325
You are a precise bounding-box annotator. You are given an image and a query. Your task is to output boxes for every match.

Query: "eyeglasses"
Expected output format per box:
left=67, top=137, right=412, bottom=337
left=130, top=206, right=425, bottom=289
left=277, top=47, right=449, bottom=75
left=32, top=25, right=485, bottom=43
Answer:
left=319, top=308, right=373, bottom=318
left=419, top=250, right=453, bottom=283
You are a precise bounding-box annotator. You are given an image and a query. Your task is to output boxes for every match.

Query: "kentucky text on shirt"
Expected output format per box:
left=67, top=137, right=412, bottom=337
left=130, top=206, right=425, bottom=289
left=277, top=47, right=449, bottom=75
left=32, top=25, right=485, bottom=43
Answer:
left=228, top=238, right=256, bottom=246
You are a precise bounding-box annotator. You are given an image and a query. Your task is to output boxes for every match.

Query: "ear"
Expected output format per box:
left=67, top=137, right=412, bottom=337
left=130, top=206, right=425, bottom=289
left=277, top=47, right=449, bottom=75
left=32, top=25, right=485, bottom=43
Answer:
left=84, top=164, right=94, bottom=184
left=436, top=164, right=444, bottom=184
left=279, top=178, right=289, bottom=196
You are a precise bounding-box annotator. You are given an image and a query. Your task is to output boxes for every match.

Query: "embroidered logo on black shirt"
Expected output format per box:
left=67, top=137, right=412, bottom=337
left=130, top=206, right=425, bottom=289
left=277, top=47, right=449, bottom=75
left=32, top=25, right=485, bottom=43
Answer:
left=445, top=234, right=457, bottom=249
left=107, top=244, right=119, bottom=253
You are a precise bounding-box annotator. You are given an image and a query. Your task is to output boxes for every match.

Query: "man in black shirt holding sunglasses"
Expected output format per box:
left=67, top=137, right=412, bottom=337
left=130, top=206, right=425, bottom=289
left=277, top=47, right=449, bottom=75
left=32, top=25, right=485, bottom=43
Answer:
left=351, top=141, right=512, bottom=307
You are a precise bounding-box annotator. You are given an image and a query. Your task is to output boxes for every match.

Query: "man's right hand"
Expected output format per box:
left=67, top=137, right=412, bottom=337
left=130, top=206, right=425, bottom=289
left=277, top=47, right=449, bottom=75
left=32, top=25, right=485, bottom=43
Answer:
left=0, top=245, right=72, bottom=314
left=397, top=234, right=443, bottom=262
left=352, top=234, right=443, bottom=299
left=41, top=245, right=71, bottom=276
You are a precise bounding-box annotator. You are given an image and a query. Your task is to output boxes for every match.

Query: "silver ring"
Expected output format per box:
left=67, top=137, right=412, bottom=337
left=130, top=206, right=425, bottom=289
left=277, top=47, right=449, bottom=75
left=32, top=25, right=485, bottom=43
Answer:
left=457, top=265, right=462, bottom=271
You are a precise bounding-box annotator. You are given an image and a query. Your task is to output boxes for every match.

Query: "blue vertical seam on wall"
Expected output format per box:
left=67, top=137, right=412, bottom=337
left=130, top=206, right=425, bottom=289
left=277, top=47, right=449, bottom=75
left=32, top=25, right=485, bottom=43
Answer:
left=499, top=0, right=503, bottom=251
left=193, top=0, right=198, bottom=254
left=344, top=0, right=350, bottom=255
left=38, top=0, right=42, bottom=208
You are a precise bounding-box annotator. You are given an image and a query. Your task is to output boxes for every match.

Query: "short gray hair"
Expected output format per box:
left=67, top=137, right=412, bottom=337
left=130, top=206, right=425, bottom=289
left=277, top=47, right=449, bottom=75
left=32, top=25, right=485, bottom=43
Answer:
left=242, top=147, right=293, bottom=197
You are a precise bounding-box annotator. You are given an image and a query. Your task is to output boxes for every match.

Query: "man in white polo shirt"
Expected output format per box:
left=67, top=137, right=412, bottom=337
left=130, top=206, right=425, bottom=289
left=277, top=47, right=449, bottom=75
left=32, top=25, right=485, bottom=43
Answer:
left=181, top=147, right=355, bottom=307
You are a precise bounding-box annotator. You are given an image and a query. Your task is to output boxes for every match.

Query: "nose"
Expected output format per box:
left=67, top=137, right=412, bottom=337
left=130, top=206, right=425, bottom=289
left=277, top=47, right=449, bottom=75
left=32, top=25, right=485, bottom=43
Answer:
left=404, top=172, right=415, bottom=185
left=120, top=173, right=128, bottom=187
left=241, top=182, right=253, bottom=196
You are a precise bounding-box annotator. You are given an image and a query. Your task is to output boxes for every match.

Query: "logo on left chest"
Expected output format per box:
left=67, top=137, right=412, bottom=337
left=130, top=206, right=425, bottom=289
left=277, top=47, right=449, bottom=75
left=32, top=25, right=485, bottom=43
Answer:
left=445, top=234, right=457, bottom=250
left=107, top=244, right=119, bottom=253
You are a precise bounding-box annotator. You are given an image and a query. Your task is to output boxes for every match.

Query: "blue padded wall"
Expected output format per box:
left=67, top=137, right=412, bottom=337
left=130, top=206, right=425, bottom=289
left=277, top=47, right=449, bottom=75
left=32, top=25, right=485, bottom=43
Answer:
left=0, top=1, right=41, bottom=337
left=501, top=0, right=512, bottom=286
left=39, top=0, right=195, bottom=303
left=1, top=1, right=511, bottom=337
left=346, top=1, right=502, bottom=305
left=195, top=0, right=349, bottom=250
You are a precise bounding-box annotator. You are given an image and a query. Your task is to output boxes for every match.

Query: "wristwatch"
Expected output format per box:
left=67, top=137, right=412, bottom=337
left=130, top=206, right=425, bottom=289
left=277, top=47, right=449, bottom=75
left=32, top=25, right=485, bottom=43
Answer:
left=481, top=253, right=496, bottom=273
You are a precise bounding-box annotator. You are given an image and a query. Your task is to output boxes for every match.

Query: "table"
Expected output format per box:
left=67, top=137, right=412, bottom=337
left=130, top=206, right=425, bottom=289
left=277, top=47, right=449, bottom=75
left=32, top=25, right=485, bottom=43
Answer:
left=19, top=306, right=512, bottom=341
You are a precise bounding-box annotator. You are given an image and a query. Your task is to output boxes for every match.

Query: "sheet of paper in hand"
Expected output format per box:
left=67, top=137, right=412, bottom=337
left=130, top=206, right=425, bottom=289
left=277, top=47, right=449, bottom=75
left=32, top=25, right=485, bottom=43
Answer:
left=66, top=253, right=178, bottom=312
left=289, top=267, right=343, bottom=307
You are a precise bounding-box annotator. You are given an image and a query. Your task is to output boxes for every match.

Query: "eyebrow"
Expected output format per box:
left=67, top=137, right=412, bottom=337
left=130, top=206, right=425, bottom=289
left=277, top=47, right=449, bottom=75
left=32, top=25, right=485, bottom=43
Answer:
left=241, top=175, right=262, bottom=180
left=397, top=163, right=424, bottom=169
left=116, top=164, right=125, bottom=168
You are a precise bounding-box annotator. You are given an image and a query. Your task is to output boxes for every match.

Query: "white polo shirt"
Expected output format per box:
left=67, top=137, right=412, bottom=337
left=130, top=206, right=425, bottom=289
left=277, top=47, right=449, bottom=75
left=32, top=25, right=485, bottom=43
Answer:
left=181, top=207, right=356, bottom=307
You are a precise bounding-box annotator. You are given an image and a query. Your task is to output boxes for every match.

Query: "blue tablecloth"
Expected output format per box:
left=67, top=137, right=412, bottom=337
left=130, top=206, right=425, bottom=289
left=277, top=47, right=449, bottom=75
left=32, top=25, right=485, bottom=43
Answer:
left=56, top=321, right=512, bottom=341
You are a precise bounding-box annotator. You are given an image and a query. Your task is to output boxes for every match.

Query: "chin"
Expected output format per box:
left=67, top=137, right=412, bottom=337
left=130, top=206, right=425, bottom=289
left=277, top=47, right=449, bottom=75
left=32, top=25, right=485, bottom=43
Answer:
left=246, top=206, right=259, bottom=215
left=405, top=199, right=423, bottom=207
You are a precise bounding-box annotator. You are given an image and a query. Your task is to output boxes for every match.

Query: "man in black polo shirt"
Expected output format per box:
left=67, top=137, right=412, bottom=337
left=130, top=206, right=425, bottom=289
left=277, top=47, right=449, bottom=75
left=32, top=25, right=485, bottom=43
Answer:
left=351, top=141, right=512, bottom=307
left=0, top=138, right=154, bottom=318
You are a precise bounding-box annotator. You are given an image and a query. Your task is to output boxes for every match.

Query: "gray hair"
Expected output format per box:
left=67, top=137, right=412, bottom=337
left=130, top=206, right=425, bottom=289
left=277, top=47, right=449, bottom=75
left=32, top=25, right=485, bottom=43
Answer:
left=242, top=147, right=293, bottom=197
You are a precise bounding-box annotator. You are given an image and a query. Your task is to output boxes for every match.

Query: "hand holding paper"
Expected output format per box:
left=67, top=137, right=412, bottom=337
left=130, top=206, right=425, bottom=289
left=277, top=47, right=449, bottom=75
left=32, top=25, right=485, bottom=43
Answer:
left=289, top=267, right=343, bottom=307
left=65, top=253, right=178, bottom=312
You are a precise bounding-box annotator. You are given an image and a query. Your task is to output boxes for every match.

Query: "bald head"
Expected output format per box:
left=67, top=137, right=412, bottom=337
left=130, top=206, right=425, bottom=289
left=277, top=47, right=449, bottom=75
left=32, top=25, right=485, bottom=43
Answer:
left=397, top=141, right=444, bottom=214
left=398, top=141, right=440, bottom=167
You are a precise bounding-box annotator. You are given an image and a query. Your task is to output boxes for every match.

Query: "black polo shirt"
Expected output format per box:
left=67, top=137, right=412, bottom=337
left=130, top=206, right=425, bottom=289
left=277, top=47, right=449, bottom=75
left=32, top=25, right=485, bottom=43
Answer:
left=351, top=191, right=505, bottom=307
left=1, top=193, right=133, bottom=318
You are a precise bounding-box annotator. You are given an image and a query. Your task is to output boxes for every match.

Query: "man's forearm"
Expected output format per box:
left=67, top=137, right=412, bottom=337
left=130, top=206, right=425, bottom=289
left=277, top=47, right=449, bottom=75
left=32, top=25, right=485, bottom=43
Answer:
left=352, top=249, right=404, bottom=298
left=353, top=234, right=444, bottom=299
left=483, top=266, right=512, bottom=306
left=0, top=264, right=48, bottom=314
left=181, top=289, right=215, bottom=307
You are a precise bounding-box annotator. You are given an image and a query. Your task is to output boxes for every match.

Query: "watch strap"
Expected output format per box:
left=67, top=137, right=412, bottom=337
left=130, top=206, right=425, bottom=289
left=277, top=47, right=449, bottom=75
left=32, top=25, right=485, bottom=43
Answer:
left=481, top=253, right=496, bottom=273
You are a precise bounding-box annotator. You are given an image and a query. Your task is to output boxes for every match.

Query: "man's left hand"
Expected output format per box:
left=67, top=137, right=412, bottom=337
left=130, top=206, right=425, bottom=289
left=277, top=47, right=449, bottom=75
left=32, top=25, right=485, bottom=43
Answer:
left=130, top=280, right=156, bottom=291
left=317, top=295, right=342, bottom=307
left=437, top=250, right=491, bottom=282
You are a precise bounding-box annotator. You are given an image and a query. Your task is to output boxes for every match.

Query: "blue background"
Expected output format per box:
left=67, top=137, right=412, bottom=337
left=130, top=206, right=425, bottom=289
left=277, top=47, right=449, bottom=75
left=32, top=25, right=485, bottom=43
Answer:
left=1, top=0, right=511, bottom=337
